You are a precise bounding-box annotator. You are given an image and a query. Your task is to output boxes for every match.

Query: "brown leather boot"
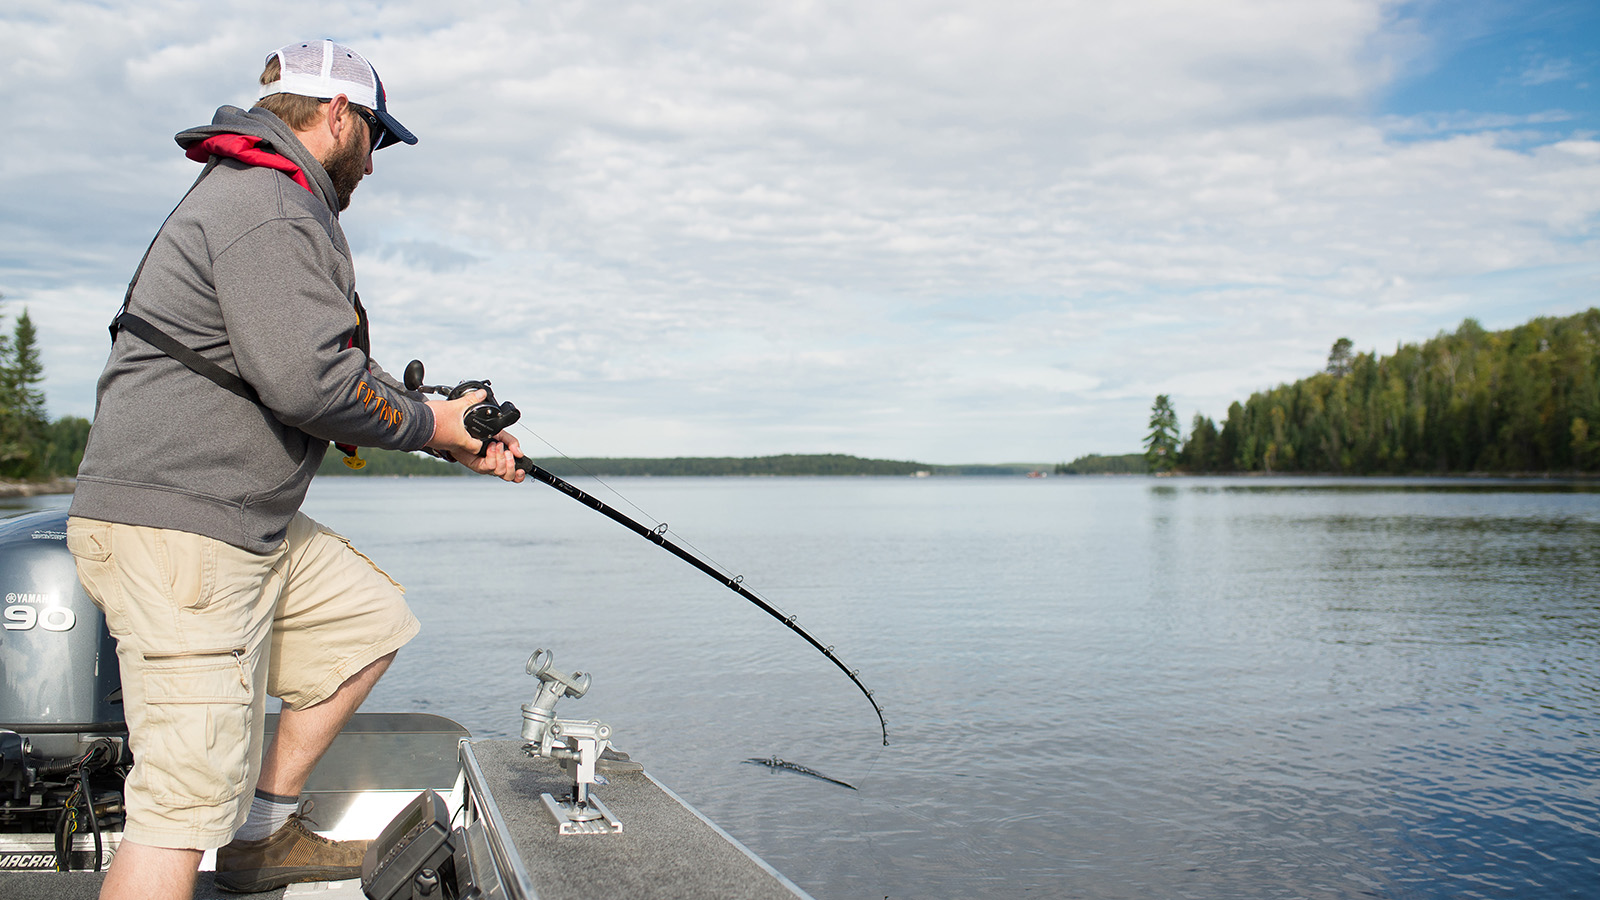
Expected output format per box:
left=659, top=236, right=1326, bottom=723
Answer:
left=215, top=812, right=370, bottom=893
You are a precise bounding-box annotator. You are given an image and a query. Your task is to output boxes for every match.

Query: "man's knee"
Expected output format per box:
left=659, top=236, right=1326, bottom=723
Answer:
left=356, top=649, right=398, bottom=681
left=326, top=649, right=397, bottom=701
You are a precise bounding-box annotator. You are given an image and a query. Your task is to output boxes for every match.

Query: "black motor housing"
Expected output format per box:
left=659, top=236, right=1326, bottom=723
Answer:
left=0, top=508, right=124, bottom=763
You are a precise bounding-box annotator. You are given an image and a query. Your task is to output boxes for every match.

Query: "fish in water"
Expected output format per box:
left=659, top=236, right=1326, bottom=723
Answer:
left=744, top=756, right=857, bottom=791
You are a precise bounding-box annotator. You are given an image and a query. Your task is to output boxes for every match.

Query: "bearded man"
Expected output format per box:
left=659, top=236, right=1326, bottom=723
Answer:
left=67, top=40, right=524, bottom=900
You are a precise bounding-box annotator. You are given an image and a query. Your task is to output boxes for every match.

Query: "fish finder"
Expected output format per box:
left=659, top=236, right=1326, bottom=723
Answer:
left=361, top=790, right=457, bottom=900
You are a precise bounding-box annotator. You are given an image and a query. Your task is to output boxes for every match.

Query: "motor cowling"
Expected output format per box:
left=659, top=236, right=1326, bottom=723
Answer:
left=0, top=509, right=124, bottom=765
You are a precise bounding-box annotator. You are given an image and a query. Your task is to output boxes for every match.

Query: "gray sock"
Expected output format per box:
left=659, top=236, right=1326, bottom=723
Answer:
left=233, top=789, right=299, bottom=842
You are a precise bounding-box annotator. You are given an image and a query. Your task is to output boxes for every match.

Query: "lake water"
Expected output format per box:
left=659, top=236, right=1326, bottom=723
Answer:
left=19, top=475, right=1600, bottom=898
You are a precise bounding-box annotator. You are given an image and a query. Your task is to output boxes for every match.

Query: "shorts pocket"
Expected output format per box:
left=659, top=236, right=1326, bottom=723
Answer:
left=131, top=648, right=254, bottom=807
left=66, top=519, right=113, bottom=562
left=155, top=530, right=220, bottom=612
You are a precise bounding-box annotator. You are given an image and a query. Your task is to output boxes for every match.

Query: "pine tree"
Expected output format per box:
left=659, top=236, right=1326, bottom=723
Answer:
left=1326, top=337, right=1354, bottom=377
left=0, top=295, right=18, bottom=477
left=5, top=309, right=49, bottom=478
left=1180, top=413, right=1220, bottom=472
left=1145, top=395, right=1180, bottom=474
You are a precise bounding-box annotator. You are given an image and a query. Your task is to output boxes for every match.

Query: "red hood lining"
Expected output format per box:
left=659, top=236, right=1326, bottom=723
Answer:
left=186, top=134, right=312, bottom=194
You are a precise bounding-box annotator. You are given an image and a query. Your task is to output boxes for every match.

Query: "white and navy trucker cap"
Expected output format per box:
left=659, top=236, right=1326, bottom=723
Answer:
left=258, top=40, right=417, bottom=150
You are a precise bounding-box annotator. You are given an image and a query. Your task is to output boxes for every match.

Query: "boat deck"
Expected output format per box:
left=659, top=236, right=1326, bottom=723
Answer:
left=466, top=740, right=808, bottom=900
left=0, top=718, right=810, bottom=900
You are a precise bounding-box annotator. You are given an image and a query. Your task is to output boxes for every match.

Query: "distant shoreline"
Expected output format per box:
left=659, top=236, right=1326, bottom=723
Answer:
left=0, top=478, right=75, bottom=498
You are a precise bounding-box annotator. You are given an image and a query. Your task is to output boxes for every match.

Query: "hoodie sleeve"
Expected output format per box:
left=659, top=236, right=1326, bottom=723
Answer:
left=210, top=216, right=436, bottom=451
left=366, top=358, right=423, bottom=397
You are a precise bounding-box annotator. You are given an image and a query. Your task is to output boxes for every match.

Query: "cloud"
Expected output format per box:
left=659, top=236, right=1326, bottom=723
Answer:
left=1380, top=109, right=1577, bottom=137
left=1516, top=56, right=1580, bottom=87
left=3, top=0, right=1598, bottom=462
left=374, top=241, right=482, bottom=273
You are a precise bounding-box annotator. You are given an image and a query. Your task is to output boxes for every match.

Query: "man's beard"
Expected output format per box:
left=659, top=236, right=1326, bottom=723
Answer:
left=323, top=137, right=367, bottom=212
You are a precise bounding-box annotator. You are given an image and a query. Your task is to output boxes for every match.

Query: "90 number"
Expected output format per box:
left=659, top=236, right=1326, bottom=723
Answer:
left=3, top=605, right=76, bottom=632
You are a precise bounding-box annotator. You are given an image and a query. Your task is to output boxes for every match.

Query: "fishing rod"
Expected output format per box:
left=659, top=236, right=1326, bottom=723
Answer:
left=404, top=360, right=890, bottom=746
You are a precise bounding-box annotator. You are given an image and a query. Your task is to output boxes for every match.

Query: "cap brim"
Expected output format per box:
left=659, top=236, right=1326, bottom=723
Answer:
left=372, top=109, right=416, bottom=150
left=366, top=68, right=416, bottom=150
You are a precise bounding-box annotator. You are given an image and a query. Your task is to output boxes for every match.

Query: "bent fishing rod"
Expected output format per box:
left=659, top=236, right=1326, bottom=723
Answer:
left=404, top=360, right=890, bottom=746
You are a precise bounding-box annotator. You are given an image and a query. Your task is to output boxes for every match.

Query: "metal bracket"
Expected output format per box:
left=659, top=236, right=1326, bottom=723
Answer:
left=520, top=649, right=624, bottom=835
left=540, top=792, right=623, bottom=835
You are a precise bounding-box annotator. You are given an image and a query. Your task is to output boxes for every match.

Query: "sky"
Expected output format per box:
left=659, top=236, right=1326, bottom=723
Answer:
left=1, top=0, right=1596, bottom=464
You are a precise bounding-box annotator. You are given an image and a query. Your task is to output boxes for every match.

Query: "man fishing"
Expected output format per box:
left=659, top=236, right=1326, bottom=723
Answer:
left=65, top=40, right=523, bottom=899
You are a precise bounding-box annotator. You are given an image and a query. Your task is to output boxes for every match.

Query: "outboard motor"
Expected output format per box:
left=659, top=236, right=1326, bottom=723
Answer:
left=0, top=508, right=127, bottom=870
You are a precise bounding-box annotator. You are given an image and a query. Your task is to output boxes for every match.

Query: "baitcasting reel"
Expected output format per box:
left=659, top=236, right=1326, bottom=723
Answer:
left=403, top=360, right=521, bottom=446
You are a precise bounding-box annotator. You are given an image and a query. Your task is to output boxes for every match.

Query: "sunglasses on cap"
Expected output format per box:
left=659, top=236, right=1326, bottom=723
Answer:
left=349, top=104, right=394, bottom=151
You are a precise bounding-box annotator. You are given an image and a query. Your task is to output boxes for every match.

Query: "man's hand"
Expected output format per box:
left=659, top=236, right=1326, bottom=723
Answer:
left=452, top=436, right=525, bottom=482
left=424, top=390, right=526, bottom=483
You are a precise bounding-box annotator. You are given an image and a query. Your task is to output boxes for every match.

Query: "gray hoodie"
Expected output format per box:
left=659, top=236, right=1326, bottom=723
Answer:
left=70, top=106, right=436, bottom=552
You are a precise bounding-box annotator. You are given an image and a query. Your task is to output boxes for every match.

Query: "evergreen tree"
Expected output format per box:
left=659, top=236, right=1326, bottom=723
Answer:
left=0, top=297, right=73, bottom=480
left=0, top=296, right=19, bottom=477
left=1326, top=337, right=1354, bottom=377
left=3, top=310, right=49, bottom=478
left=1180, top=414, right=1220, bottom=472
left=1145, top=394, right=1180, bottom=474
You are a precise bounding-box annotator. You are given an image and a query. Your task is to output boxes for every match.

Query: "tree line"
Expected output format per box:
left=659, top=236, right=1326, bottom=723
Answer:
left=1055, top=453, right=1148, bottom=475
left=1158, top=308, right=1600, bottom=475
left=530, top=454, right=928, bottom=477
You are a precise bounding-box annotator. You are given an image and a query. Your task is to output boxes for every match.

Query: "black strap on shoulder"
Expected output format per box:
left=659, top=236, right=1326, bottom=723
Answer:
left=107, top=159, right=266, bottom=408
left=109, top=156, right=363, bottom=421
left=112, top=311, right=262, bottom=406
left=109, top=161, right=217, bottom=344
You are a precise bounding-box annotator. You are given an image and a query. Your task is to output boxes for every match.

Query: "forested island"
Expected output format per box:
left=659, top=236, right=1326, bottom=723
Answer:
left=316, top=451, right=1037, bottom=477
left=1159, top=308, right=1600, bottom=475
left=1054, top=453, right=1148, bottom=475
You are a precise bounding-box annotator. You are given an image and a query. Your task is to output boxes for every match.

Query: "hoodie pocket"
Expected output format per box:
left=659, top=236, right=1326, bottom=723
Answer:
left=240, top=445, right=323, bottom=539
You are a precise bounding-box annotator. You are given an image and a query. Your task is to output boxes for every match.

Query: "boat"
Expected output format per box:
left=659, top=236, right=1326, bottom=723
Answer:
left=0, top=508, right=814, bottom=899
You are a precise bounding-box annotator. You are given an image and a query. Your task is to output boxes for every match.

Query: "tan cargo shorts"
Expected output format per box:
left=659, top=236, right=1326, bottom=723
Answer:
left=65, top=512, right=421, bottom=850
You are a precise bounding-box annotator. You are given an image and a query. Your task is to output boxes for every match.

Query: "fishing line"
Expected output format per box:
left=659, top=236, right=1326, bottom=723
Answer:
left=510, top=421, right=791, bottom=611
left=512, top=422, right=726, bottom=566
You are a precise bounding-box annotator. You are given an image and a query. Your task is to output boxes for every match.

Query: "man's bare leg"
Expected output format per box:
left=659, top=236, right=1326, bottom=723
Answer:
left=99, top=843, right=202, bottom=900
left=211, top=654, right=396, bottom=892
left=256, top=651, right=396, bottom=797
left=94, top=655, right=387, bottom=899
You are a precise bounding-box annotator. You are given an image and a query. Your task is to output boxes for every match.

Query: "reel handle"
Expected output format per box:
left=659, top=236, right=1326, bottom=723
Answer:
left=403, top=359, right=426, bottom=391
left=403, top=359, right=452, bottom=395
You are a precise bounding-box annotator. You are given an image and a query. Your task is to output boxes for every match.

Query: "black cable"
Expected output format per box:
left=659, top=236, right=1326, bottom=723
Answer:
left=77, top=767, right=103, bottom=872
left=54, top=784, right=77, bottom=871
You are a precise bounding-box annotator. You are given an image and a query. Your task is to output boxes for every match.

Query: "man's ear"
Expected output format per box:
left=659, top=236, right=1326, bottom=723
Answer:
left=325, top=94, right=352, bottom=143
